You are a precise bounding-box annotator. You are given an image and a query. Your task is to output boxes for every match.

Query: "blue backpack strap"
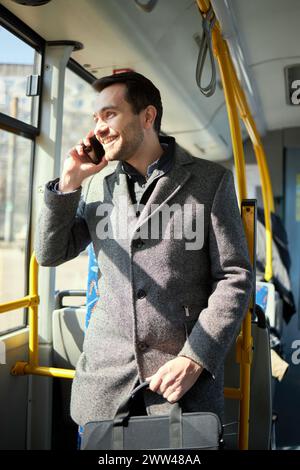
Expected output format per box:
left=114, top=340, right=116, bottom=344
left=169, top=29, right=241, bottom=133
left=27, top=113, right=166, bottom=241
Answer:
left=255, top=284, right=269, bottom=312
left=85, top=243, right=99, bottom=330
left=77, top=243, right=99, bottom=449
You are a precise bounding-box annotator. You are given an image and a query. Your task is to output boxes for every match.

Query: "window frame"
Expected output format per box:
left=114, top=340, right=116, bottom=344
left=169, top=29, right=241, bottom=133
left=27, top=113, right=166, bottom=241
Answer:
left=0, top=4, right=96, bottom=334
left=0, top=4, right=45, bottom=135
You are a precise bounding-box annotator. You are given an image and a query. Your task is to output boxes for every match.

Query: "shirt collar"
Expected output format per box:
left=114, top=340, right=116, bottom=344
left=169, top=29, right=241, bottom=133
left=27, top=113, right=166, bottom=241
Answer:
left=122, top=135, right=175, bottom=183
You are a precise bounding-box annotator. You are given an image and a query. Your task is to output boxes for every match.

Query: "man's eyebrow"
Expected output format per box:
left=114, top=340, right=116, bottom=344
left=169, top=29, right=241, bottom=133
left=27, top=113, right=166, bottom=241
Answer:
left=93, top=105, right=119, bottom=116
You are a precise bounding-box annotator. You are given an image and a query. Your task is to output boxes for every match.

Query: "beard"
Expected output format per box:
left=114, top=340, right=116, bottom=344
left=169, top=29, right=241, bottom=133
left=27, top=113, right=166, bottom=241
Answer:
left=104, top=119, right=144, bottom=162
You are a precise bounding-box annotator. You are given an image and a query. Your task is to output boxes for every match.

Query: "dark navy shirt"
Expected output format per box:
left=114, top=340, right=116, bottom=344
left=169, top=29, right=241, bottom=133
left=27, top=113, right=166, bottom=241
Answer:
left=122, top=136, right=175, bottom=211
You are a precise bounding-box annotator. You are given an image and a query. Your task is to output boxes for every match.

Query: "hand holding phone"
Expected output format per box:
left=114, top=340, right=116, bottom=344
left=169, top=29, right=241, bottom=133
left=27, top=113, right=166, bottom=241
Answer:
left=81, top=135, right=105, bottom=164
left=59, top=133, right=107, bottom=192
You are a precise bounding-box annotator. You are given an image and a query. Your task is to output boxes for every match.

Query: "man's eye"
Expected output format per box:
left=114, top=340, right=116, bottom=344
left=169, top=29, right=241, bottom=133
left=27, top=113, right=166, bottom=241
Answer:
left=106, top=112, right=115, bottom=118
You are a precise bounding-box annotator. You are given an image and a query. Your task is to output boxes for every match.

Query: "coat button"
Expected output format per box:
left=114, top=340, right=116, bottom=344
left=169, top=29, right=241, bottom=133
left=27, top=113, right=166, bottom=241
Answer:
left=137, top=289, right=146, bottom=299
left=137, top=240, right=144, bottom=248
left=133, top=238, right=144, bottom=249
left=137, top=341, right=148, bottom=351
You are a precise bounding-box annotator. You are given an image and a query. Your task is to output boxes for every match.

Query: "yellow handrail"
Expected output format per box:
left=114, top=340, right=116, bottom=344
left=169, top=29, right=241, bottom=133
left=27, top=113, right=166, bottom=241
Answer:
left=11, top=362, right=75, bottom=379
left=211, top=27, right=248, bottom=202
left=29, top=253, right=38, bottom=367
left=239, top=202, right=256, bottom=450
left=224, top=41, right=273, bottom=280
left=195, top=0, right=258, bottom=450
left=196, top=0, right=273, bottom=282
left=0, top=295, right=38, bottom=314
left=210, top=34, right=257, bottom=448
left=0, top=251, right=75, bottom=379
left=223, top=201, right=254, bottom=450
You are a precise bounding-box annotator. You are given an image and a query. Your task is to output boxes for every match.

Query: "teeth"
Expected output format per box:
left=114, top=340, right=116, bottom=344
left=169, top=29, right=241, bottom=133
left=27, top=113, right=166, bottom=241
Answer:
left=103, top=137, right=117, bottom=145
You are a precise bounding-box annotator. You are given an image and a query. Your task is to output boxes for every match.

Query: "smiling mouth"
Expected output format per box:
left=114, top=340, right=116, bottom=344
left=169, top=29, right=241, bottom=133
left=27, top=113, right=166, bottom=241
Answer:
left=102, top=136, right=119, bottom=146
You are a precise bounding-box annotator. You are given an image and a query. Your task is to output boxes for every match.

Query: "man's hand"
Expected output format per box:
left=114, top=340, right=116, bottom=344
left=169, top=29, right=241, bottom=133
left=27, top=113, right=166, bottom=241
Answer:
left=59, top=130, right=108, bottom=193
left=145, top=357, right=203, bottom=403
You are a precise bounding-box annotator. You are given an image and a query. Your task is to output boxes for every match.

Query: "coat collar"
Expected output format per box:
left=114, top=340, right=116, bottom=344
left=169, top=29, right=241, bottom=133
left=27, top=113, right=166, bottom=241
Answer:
left=105, top=137, right=194, bottom=235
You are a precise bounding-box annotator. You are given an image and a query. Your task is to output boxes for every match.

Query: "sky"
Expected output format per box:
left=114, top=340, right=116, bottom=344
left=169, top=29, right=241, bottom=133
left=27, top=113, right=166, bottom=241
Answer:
left=0, top=26, right=34, bottom=65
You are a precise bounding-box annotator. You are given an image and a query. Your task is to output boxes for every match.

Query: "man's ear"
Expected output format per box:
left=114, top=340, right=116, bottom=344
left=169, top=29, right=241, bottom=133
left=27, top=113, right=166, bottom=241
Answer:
left=143, top=105, right=157, bottom=130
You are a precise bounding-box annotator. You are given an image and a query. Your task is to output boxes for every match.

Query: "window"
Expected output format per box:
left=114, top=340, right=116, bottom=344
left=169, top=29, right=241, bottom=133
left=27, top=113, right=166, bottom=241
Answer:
left=55, top=68, right=96, bottom=303
left=233, top=163, right=263, bottom=207
left=0, top=25, right=41, bottom=127
left=60, top=68, right=95, bottom=173
left=0, top=130, right=32, bottom=334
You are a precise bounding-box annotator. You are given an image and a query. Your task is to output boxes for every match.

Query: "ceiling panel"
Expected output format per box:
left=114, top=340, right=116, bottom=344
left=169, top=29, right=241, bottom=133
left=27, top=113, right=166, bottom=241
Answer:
left=3, top=0, right=298, bottom=158
left=1, top=0, right=229, bottom=160
left=230, top=0, right=300, bottom=130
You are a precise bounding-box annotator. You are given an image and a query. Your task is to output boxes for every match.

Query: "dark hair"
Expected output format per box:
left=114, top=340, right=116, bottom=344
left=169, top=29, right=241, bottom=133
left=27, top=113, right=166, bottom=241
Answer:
left=92, top=72, right=163, bottom=134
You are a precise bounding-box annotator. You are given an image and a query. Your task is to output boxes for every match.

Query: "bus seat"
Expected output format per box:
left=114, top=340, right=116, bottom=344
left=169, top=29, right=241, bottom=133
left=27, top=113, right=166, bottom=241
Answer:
left=52, top=244, right=98, bottom=448
left=52, top=306, right=86, bottom=369
left=52, top=305, right=86, bottom=449
left=53, top=244, right=98, bottom=369
left=224, top=308, right=272, bottom=449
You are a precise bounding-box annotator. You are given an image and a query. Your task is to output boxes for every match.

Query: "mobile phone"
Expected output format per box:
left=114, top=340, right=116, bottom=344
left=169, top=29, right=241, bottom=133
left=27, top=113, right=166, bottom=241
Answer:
left=82, top=135, right=105, bottom=164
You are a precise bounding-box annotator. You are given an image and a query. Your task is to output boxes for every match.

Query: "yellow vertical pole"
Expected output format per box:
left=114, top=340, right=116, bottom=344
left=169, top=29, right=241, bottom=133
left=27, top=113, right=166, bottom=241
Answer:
left=207, top=24, right=251, bottom=451
left=196, top=0, right=273, bottom=282
left=227, top=46, right=275, bottom=213
left=253, top=145, right=273, bottom=281
left=29, top=252, right=39, bottom=367
left=211, top=29, right=247, bottom=203
left=213, top=33, right=251, bottom=448
left=240, top=202, right=256, bottom=449
left=226, top=47, right=273, bottom=279
left=196, top=0, right=252, bottom=449
left=259, top=148, right=274, bottom=213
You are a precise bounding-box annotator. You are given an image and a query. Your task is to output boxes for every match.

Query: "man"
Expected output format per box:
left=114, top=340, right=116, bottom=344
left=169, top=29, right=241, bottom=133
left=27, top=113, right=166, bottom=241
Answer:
left=35, top=72, right=253, bottom=427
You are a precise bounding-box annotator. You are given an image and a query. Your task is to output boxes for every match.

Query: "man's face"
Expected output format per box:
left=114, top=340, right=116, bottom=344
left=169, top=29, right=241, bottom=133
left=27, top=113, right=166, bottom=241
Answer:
left=93, top=83, right=144, bottom=162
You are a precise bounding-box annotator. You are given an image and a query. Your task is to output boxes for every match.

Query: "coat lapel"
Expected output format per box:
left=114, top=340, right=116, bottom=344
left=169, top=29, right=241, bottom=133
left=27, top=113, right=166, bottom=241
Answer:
left=106, top=164, right=138, bottom=234
left=134, top=147, right=194, bottom=234
left=105, top=146, right=194, bottom=237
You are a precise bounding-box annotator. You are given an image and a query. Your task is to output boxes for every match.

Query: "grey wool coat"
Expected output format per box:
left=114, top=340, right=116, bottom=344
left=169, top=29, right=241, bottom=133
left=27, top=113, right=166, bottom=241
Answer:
left=35, top=139, right=253, bottom=426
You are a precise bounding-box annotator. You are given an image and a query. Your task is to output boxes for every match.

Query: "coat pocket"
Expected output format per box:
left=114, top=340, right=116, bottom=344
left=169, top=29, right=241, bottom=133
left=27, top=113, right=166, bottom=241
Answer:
left=162, top=301, right=207, bottom=325
left=182, top=303, right=205, bottom=321
left=182, top=303, right=206, bottom=337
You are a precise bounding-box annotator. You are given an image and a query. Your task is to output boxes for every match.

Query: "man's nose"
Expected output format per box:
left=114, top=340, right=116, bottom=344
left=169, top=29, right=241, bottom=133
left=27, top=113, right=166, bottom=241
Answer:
left=94, top=121, right=109, bottom=138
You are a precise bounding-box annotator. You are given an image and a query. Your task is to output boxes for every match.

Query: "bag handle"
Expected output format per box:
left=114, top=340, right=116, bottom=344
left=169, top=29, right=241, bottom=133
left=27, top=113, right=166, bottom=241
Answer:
left=113, top=381, right=150, bottom=425
left=131, top=380, right=150, bottom=399
left=113, top=381, right=182, bottom=449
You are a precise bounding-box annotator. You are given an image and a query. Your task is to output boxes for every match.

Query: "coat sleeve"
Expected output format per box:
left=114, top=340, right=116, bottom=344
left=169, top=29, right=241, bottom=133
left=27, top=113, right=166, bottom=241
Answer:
left=34, top=178, right=92, bottom=267
left=177, top=169, right=253, bottom=377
